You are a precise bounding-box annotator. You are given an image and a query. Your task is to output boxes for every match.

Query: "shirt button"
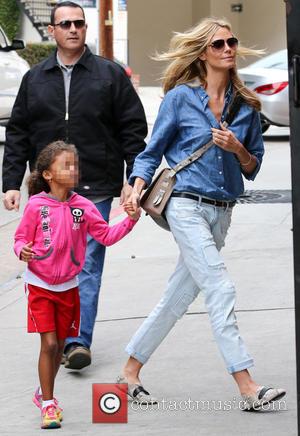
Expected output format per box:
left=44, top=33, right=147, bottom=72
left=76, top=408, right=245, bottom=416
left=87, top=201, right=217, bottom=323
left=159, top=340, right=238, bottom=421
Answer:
left=221, top=186, right=224, bottom=189
left=219, top=171, right=222, bottom=174
left=218, top=156, right=222, bottom=160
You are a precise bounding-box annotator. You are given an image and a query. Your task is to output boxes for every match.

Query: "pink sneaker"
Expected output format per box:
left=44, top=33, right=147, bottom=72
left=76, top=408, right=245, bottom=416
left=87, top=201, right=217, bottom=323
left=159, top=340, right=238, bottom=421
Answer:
left=41, top=404, right=61, bottom=429
left=33, top=388, right=63, bottom=421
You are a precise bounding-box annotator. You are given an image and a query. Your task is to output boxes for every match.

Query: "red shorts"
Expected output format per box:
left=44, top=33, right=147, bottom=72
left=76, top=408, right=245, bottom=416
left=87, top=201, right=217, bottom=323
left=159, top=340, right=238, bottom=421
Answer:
left=25, top=284, right=80, bottom=340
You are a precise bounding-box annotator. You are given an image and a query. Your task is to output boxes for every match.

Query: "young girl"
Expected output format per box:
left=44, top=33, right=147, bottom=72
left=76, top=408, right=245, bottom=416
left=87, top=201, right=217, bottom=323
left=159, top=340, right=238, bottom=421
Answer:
left=14, top=140, right=140, bottom=429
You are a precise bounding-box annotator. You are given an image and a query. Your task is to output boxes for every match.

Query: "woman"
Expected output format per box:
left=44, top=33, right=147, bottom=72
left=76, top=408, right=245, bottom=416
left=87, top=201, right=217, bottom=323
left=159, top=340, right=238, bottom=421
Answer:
left=119, top=17, right=285, bottom=410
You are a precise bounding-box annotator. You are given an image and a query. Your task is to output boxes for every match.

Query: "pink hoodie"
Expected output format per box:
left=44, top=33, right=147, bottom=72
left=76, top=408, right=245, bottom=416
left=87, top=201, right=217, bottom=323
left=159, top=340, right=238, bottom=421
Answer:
left=14, top=192, right=137, bottom=285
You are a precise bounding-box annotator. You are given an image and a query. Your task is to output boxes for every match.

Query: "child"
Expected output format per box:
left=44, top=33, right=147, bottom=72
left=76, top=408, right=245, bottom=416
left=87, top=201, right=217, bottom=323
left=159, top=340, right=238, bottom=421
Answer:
left=14, top=140, right=140, bottom=429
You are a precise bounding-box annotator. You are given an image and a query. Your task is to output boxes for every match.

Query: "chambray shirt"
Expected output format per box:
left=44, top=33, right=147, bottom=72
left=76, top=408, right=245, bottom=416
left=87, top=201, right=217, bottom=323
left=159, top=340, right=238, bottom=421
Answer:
left=128, top=83, right=264, bottom=201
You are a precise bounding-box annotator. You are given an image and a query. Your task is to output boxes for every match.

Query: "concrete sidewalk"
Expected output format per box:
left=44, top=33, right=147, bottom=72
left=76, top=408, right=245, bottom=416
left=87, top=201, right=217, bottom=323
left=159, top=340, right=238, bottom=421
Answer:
left=0, top=88, right=296, bottom=435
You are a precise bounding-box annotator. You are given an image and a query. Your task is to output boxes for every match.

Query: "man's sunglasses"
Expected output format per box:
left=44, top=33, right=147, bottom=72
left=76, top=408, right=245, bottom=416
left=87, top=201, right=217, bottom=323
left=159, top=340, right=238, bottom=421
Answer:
left=53, top=19, right=86, bottom=30
left=209, top=37, right=239, bottom=50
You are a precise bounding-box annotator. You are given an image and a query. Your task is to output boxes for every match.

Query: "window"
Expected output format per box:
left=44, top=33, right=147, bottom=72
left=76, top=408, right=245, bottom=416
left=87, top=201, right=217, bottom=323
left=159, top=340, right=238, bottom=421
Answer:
left=76, top=0, right=96, bottom=7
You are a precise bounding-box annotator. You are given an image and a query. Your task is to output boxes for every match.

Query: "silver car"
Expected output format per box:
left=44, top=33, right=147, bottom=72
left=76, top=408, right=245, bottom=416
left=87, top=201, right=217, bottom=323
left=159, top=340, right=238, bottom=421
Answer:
left=238, top=49, right=288, bottom=133
left=0, top=25, right=30, bottom=126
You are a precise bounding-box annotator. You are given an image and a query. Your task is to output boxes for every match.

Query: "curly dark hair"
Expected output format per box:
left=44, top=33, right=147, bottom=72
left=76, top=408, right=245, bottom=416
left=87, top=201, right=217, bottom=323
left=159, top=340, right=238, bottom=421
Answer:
left=27, top=140, right=78, bottom=197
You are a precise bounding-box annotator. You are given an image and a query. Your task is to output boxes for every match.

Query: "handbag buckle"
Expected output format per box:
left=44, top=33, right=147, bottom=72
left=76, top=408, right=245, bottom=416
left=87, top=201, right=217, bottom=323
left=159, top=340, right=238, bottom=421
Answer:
left=153, top=189, right=166, bottom=206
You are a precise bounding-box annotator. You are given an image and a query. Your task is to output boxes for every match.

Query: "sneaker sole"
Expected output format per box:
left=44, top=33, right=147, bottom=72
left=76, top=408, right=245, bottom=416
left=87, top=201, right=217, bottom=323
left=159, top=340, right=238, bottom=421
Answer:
left=64, top=352, right=91, bottom=370
left=41, top=421, right=61, bottom=429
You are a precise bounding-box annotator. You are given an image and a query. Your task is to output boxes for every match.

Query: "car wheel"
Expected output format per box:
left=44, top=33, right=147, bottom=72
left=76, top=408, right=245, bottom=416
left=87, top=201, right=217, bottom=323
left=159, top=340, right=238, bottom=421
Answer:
left=260, top=114, right=270, bottom=133
left=261, top=123, right=270, bottom=133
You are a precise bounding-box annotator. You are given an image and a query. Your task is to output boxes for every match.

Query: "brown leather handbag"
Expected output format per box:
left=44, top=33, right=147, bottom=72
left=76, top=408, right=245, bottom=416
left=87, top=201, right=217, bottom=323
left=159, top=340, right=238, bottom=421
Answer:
left=140, top=95, right=243, bottom=231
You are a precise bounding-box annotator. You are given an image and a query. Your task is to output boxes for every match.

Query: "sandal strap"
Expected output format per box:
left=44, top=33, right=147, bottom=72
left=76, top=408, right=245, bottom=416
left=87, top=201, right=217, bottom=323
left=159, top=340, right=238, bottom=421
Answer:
left=132, top=385, right=150, bottom=398
left=258, top=387, right=272, bottom=400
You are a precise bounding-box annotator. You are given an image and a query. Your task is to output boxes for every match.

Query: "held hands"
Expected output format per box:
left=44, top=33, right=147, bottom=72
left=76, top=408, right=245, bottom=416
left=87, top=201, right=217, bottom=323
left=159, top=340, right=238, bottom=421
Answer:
left=124, top=203, right=142, bottom=221
left=211, top=123, right=243, bottom=154
left=124, top=189, right=141, bottom=221
left=20, top=242, right=35, bottom=262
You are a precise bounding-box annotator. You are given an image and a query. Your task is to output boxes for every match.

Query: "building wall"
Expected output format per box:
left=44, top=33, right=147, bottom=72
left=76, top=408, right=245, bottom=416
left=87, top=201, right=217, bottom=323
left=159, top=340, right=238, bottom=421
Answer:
left=128, top=0, right=286, bottom=85
left=19, top=13, right=41, bottom=42
left=239, top=0, right=286, bottom=64
left=128, top=0, right=193, bottom=85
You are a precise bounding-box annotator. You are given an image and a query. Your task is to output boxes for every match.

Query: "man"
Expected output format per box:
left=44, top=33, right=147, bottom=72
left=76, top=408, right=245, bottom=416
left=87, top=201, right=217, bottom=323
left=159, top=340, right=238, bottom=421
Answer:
left=2, top=1, right=147, bottom=370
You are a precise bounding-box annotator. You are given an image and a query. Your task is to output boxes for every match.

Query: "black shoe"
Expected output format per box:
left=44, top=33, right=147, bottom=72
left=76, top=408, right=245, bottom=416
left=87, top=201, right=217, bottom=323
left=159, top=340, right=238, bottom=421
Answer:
left=64, top=345, right=91, bottom=370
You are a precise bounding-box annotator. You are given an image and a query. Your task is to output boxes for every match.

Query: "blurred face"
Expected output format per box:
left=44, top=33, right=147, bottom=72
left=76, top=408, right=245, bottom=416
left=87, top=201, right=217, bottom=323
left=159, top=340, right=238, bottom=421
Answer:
left=48, top=6, right=87, bottom=53
left=44, top=151, right=79, bottom=189
left=200, top=27, right=238, bottom=71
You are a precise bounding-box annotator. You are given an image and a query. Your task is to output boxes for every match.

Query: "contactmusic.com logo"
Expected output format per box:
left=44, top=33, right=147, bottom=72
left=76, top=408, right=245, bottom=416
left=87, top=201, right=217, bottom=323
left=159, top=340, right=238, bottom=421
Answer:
left=92, top=384, right=128, bottom=423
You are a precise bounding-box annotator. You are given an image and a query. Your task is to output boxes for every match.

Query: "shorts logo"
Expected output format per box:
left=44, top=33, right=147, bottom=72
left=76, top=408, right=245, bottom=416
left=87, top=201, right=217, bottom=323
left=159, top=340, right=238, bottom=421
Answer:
left=92, top=384, right=128, bottom=423
left=70, top=321, right=77, bottom=330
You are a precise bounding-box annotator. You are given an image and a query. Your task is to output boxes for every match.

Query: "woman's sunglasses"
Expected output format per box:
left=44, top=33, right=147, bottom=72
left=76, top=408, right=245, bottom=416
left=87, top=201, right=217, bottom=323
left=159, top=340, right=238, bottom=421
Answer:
left=209, top=37, right=239, bottom=50
left=53, top=19, right=86, bottom=30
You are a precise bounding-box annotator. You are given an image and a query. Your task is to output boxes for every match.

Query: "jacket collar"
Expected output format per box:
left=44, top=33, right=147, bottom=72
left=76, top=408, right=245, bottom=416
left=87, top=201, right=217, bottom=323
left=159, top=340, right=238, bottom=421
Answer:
left=42, top=45, right=94, bottom=72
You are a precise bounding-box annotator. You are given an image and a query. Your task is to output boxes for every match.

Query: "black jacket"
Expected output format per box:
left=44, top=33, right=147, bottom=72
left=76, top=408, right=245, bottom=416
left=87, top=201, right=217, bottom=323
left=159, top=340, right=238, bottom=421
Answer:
left=2, top=46, right=147, bottom=196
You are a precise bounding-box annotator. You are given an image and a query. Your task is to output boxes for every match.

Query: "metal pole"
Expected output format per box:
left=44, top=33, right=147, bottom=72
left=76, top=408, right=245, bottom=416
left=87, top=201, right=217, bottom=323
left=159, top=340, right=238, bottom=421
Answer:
left=286, top=0, right=300, bottom=433
left=99, top=0, right=113, bottom=59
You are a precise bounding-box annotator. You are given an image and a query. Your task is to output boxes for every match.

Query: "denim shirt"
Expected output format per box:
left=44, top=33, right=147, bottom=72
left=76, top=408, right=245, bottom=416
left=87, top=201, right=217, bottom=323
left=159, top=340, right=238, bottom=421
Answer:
left=129, top=83, right=264, bottom=201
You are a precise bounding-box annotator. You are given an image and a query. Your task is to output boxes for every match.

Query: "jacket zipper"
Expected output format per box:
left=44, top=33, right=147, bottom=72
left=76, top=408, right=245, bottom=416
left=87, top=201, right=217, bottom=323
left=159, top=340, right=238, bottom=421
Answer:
left=53, top=205, right=67, bottom=283
left=65, top=111, right=69, bottom=142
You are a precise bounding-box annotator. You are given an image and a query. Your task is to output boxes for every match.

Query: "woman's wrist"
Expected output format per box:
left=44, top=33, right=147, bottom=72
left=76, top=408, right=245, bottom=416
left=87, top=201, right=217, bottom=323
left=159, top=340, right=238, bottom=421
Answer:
left=239, top=153, right=252, bottom=166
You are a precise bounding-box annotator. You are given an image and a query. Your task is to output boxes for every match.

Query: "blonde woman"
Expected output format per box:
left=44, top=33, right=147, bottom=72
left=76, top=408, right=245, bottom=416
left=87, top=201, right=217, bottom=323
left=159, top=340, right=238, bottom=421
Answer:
left=118, top=17, right=286, bottom=410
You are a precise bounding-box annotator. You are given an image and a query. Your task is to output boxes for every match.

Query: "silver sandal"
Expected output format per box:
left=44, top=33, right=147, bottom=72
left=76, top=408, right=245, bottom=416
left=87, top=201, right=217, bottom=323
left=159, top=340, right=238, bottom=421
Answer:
left=241, top=386, right=286, bottom=411
left=116, top=375, right=158, bottom=404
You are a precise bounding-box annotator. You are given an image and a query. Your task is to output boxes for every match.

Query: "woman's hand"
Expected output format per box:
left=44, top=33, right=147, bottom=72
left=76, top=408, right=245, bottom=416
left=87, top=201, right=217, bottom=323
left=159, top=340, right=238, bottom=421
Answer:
left=211, top=123, right=257, bottom=174
left=20, top=241, right=35, bottom=262
left=211, top=123, right=243, bottom=154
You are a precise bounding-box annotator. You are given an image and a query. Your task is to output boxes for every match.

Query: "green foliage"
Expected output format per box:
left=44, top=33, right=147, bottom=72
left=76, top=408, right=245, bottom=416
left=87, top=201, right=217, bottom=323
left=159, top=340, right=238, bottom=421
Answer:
left=0, top=0, right=20, bottom=40
left=18, top=43, right=56, bottom=66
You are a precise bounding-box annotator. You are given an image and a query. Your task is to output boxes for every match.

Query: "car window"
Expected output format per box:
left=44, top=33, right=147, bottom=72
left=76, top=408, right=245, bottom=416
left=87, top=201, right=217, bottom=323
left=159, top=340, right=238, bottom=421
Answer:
left=248, top=49, right=287, bottom=70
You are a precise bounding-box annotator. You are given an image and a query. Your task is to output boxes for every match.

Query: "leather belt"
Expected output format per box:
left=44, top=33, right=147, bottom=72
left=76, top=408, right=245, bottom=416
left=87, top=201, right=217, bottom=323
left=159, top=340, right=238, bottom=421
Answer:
left=171, top=192, right=236, bottom=208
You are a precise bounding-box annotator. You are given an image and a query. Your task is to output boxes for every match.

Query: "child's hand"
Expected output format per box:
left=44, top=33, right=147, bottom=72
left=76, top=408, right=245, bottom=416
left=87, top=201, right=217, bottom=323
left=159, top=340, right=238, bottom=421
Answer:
left=124, top=203, right=141, bottom=221
left=20, top=242, right=35, bottom=262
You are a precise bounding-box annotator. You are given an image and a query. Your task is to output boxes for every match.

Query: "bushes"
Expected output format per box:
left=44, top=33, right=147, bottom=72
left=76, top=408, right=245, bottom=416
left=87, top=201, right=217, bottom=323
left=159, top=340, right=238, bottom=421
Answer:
left=18, top=43, right=56, bottom=66
left=0, top=0, right=20, bottom=40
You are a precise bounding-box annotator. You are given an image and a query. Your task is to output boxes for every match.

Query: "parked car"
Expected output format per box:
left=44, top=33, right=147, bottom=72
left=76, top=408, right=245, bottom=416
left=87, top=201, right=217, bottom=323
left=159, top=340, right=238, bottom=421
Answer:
left=238, top=49, right=289, bottom=133
left=0, top=25, right=30, bottom=126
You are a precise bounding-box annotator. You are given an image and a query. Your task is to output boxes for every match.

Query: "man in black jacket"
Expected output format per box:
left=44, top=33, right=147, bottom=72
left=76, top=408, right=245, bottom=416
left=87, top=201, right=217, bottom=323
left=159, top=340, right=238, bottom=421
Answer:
left=2, top=1, right=147, bottom=370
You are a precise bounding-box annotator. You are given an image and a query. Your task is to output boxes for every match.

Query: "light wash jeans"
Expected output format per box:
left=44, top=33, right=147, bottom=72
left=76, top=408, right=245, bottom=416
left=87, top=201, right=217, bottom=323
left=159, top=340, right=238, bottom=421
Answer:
left=65, top=197, right=113, bottom=350
left=126, top=196, right=254, bottom=374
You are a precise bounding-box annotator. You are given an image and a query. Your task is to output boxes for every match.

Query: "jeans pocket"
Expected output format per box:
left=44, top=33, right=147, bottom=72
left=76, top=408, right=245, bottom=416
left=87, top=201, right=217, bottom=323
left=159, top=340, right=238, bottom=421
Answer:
left=202, top=242, right=224, bottom=267
left=171, top=292, right=195, bottom=318
left=170, top=198, right=199, bottom=219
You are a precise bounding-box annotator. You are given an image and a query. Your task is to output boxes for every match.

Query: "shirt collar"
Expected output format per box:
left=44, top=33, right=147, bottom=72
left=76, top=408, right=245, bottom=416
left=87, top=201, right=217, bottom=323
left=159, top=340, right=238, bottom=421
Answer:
left=197, top=81, right=233, bottom=109
left=42, top=45, right=94, bottom=72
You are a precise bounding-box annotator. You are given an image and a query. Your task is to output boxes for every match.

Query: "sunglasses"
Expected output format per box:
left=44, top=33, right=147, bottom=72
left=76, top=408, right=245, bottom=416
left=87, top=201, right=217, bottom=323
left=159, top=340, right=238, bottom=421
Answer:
left=53, top=19, right=86, bottom=30
left=209, top=37, right=239, bottom=50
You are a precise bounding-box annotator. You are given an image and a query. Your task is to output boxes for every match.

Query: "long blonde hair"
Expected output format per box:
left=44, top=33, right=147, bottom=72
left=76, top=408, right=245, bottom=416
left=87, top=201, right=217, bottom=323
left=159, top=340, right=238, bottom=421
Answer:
left=156, top=17, right=264, bottom=111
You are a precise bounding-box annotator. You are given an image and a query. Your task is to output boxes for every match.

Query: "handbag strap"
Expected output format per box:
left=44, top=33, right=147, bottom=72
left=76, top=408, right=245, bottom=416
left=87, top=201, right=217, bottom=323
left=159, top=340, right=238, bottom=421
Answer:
left=169, top=94, right=244, bottom=177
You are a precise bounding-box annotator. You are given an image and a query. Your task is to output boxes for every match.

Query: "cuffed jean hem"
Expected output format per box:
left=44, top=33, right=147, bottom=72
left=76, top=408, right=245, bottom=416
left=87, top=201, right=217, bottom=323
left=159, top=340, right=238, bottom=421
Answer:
left=64, top=337, right=89, bottom=349
left=227, top=358, right=254, bottom=374
left=125, top=345, right=148, bottom=365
